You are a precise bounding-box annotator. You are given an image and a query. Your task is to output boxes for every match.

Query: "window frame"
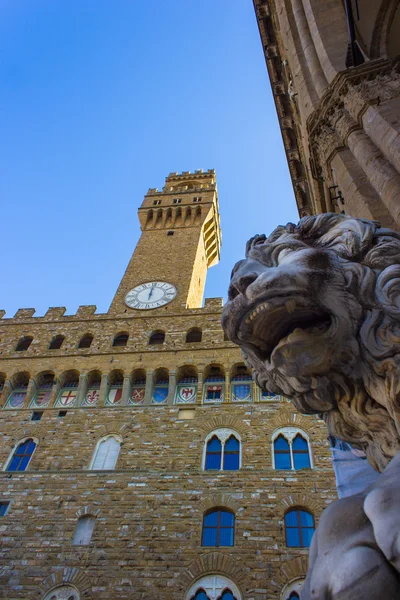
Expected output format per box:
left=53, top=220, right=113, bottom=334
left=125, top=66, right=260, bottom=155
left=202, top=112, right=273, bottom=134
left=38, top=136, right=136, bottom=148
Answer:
left=48, top=335, right=65, bottom=350
left=284, top=508, right=315, bottom=548
left=89, top=434, right=122, bottom=470
left=272, top=427, right=313, bottom=470
left=203, top=429, right=241, bottom=471
left=201, top=508, right=235, bottom=547
left=72, top=515, right=96, bottom=546
left=4, top=437, right=38, bottom=472
left=15, top=336, right=33, bottom=352
left=0, top=501, right=10, bottom=516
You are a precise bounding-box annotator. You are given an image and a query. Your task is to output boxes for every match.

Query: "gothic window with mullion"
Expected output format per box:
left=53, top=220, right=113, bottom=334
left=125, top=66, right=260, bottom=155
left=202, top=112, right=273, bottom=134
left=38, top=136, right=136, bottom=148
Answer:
left=204, top=429, right=240, bottom=471
left=273, top=428, right=312, bottom=470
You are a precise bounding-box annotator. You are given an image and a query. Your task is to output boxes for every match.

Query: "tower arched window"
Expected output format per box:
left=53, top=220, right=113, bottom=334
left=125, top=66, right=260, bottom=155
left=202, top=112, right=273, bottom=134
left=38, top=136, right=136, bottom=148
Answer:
left=112, top=333, right=129, bottom=347
left=186, top=328, right=202, bottom=343
left=73, top=515, right=96, bottom=545
left=90, top=435, right=121, bottom=470
left=149, top=330, right=165, bottom=345
left=204, top=429, right=241, bottom=471
left=285, top=509, right=315, bottom=547
left=202, top=509, right=235, bottom=547
left=15, top=336, right=33, bottom=351
left=78, top=333, right=93, bottom=349
left=49, top=335, right=65, bottom=350
left=272, top=428, right=312, bottom=470
left=6, top=439, right=37, bottom=472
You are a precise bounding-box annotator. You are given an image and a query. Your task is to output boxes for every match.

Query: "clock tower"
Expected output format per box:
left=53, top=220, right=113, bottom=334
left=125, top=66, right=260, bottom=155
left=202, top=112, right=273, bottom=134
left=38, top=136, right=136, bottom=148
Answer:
left=109, top=169, right=221, bottom=314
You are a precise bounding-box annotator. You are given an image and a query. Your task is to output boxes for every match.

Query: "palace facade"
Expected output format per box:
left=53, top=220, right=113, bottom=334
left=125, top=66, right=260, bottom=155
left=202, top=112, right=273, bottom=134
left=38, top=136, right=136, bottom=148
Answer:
left=253, top=0, right=400, bottom=229
left=0, top=171, right=337, bottom=600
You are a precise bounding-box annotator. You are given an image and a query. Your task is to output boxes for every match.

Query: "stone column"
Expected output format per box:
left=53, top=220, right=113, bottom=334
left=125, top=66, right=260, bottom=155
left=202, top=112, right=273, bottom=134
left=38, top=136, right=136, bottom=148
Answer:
left=98, top=374, right=108, bottom=407
left=291, top=0, right=328, bottom=98
left=224, top=373, right=231, bottom=404
left=167, top=371, right=177, bottom=406
left=252, top=381, right=258, bottom=403
left=23, top=377, right=37, bottom=409
left=1, top=379, right=13, bottom=408
left=76, top=374, right=88, bottom=407
left=121, top=375, right=131, bottom=406
left=49, top=378, right=61, bottom=408
left=196, top=372, right=203, bottom=405
left=144, top=371, right=154, bottom=406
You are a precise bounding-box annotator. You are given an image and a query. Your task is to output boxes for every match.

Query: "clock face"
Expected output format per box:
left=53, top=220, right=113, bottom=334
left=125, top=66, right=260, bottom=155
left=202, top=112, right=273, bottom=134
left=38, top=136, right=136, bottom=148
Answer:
left=125, top=281, right=177, bottom=310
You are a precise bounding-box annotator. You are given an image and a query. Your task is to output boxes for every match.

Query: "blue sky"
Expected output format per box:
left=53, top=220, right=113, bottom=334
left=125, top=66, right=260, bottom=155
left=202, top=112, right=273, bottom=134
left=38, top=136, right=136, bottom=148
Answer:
left=1, top=0, right=298, bottom=316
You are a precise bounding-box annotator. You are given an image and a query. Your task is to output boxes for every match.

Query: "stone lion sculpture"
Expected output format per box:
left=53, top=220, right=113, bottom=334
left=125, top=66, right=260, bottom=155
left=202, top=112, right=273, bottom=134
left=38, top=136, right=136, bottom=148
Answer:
left=222, top=213, right=400, bottom=599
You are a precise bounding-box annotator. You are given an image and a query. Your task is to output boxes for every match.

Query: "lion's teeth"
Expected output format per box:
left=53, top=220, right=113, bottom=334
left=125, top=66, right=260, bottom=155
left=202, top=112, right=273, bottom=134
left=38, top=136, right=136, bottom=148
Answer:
left=285, top=299, right=296, bottom=313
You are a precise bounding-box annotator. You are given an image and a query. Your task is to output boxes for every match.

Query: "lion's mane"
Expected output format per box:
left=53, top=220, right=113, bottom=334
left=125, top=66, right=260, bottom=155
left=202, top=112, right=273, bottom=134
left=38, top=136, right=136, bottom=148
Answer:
left=246, top=214, right=400, bottom=471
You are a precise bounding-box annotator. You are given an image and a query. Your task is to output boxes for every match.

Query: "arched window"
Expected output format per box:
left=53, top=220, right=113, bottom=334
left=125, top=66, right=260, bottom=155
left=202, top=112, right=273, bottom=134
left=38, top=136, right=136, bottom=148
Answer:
left=285, top=509, right=315, bottom=547
left=6, top=439, right=36, bottom=471
left=149, top=330, right=165, bottom=345
left=43, top=585, right=80, bottom=600
left=186, top=575, right=241, bottom=600
left=15, top=336, right=33, bottom=351
left=4, top=372, right=30, bottom=409
left=152, top=368, right=169, bottom=404
left=202, top=509, right=235, bottom=547
left=30, top=372, right=54, bottom=409
left=288, top=594, right=299, bottom=600
left=112, top=333, right=129, bottom=347
left=49, top=335, right=65, bottom=350
left=292, top=434, right=311, bottom=469
left=91, top=436, right=121, bottom=470
left=204, top=429, right=241, bottom=471
left=274, top=435, right=291, bottom=470
left=205, top=436, right=222, bottom=470
left=78, top=333, right=93, bottom=349
left=203, top=365, right=225, bottom=403
left=272, top=428, right=312, bottom=470
left=72, top=515, right=95, bottom=545
left=186, top=328, right=202, bottom=343
left=231, top=364, right=252, bottom=402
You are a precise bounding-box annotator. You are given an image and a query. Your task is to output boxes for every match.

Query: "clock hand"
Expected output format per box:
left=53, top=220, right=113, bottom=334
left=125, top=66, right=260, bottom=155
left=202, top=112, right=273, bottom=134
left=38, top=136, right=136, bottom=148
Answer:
left=148, top=283, right=156, bottom=300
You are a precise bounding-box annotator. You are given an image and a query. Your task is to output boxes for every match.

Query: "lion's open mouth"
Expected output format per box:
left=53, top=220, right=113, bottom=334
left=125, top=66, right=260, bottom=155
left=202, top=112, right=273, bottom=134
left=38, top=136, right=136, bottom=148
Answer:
left=237, top=296, right=331, bottom=361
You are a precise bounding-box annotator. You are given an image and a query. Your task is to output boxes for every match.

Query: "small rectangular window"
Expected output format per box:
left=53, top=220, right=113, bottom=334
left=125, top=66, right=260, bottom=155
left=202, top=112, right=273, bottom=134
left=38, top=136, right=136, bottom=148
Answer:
left=0, top=502, right=10, bottom=516
left=167, top=231, right=174, bottom=236
left=58, top=410, right=67, bottom=418
left=31, top=411, right=43, bottom=421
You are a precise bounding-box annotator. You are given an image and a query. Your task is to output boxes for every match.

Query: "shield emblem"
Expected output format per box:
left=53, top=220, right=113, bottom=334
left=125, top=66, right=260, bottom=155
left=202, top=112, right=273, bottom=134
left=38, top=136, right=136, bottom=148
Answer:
left=232, top=384, right=251, bottom=402
left=84, top=388, right=99, bottom=406
left=130, top=387, right=145, bottom=404
left=107, top=387, right=123, bottom=405
left=33, top=389, right=51, bottom=408
left=152, top=386, right=168, bottom=404
left=176, top=385, right=197, bottom=404
left=6, top=391, right=26, bottom=409
left=57, top=389, right=77, bottom=407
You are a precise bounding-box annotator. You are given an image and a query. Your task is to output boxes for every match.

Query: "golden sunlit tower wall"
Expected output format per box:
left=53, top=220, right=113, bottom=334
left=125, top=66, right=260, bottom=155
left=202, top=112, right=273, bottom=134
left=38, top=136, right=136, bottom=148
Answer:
left=0, top=172, right=336, bottom=600
left=253, top=0, right=400, bottom=229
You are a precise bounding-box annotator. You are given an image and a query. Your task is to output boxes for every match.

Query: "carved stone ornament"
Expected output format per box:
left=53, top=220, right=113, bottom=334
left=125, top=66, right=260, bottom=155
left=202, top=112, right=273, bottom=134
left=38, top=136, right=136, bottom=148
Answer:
left=222, top=213, right=400, bottom=471
left=222, top=213, right=400, bottom=598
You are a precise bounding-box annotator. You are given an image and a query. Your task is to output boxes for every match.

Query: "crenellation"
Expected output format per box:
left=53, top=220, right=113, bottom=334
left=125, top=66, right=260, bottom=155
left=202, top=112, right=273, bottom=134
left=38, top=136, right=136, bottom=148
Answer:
left=14, top=308, right=36, bottom=320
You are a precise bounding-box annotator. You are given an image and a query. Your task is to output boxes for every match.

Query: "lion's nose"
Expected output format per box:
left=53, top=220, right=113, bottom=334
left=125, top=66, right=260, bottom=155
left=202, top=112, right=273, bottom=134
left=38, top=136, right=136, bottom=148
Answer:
left=229, top=272, right=259, bottom=299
